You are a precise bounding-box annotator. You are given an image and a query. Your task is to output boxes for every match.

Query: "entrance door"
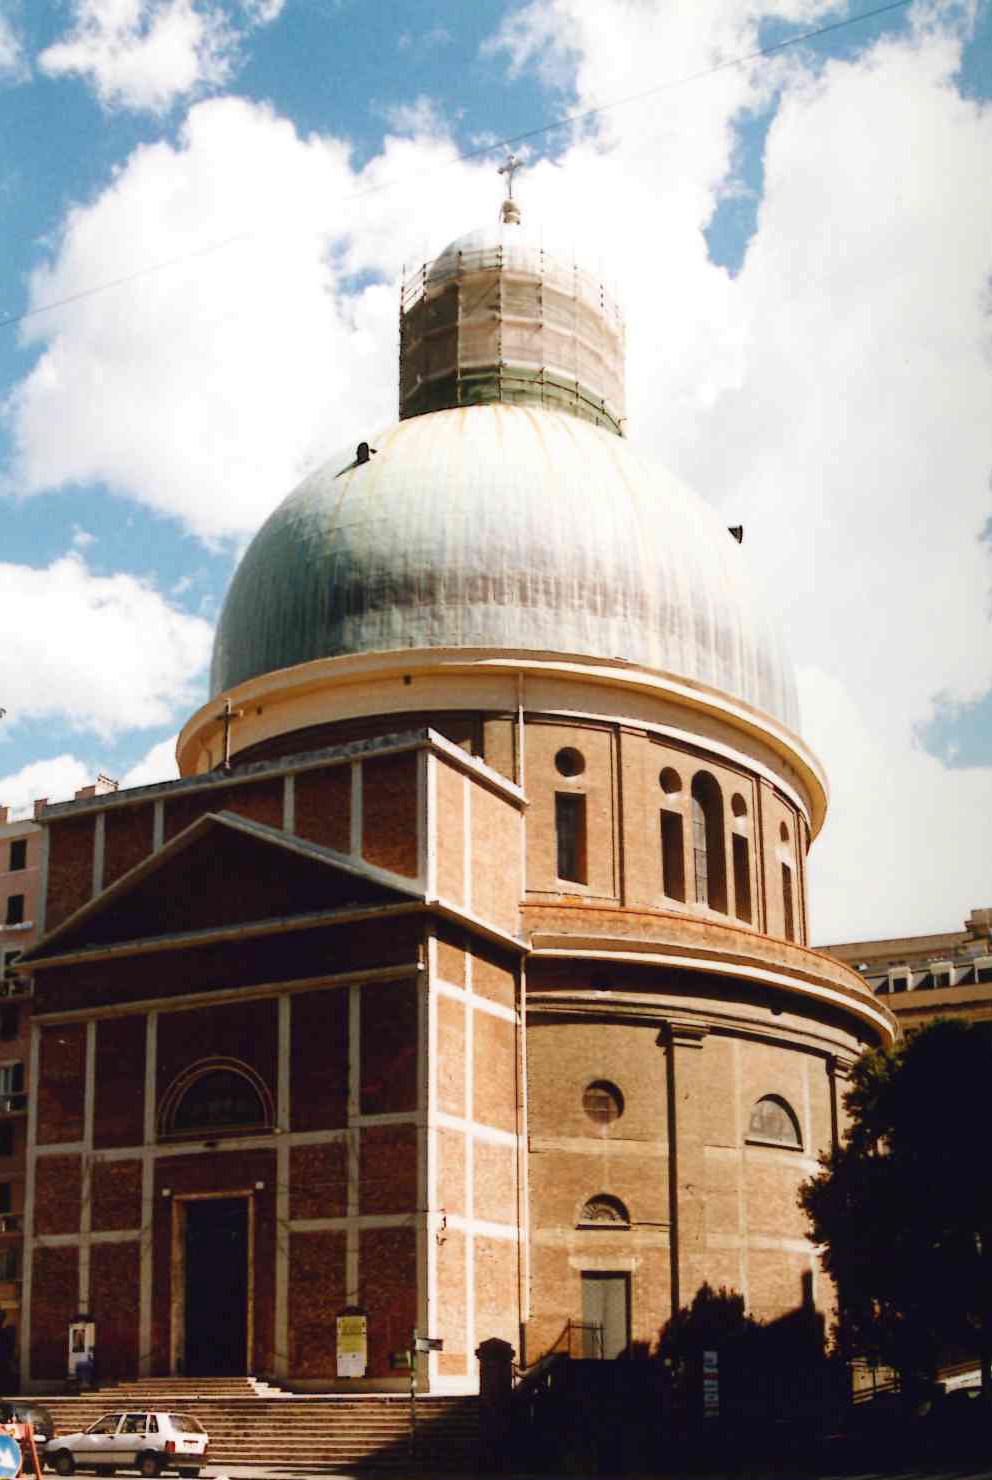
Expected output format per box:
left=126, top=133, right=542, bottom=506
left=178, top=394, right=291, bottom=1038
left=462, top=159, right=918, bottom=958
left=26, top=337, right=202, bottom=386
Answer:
left=184, top=1198, right=248, bottom=1375
left=581, top=1273, right=630, bottom=1359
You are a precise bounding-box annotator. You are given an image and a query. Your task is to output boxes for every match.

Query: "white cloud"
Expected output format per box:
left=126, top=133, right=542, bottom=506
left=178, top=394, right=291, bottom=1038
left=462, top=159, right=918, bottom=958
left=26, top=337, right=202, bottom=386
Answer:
left=0, top=10, right=26, bottom=81
left=5, top=0, right=991, bottom=937
left=0, top=554, right=213, bottom=738
left=5, top=95, right=498, bottom=540
left=38, top=0, right=282, bottom=114
left=120, top=732, right=179, bottom=787
left=0, top=755, right=93, bottom=816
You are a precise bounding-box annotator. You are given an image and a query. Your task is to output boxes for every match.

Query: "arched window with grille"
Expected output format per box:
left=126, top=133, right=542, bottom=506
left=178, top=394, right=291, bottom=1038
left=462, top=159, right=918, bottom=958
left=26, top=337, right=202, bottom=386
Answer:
left=747, top=1095, right=802, bottom=1149
left=690, top=771, right=727, bottom=913
left=158, top=1059, right=273, bottom=1140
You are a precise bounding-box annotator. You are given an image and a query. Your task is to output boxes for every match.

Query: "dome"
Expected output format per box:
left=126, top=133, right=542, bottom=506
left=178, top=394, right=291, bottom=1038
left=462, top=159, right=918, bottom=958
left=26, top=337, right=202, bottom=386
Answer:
left=210, top=405, right=801, bottom=731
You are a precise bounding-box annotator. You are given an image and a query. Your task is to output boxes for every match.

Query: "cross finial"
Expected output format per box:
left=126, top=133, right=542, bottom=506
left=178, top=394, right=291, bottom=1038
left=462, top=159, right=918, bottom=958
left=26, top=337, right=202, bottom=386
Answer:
left=498, top=153, right=522, bottom=224
left=498, top=153, right=521, bottom=200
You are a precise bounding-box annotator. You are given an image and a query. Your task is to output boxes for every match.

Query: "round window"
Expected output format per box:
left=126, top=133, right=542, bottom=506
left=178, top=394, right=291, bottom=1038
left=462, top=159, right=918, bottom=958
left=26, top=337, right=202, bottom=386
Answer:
left=660, top=767, right=681, bottom=795
left=555, top=747, right=586, bottom=777
left=582, top=1080, right=624, bottom=1124
left=731, top=793, right=748, bottom=817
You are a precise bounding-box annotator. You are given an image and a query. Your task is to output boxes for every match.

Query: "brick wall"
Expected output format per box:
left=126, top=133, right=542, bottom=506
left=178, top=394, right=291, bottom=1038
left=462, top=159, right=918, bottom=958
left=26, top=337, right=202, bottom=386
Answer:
left=30, top=1245, right=78, bottom=1377
left=94, top=1016, right=146, bottom=1149
left=359, top=980, right=418, bottom=1116
left=362, top=755, right=418, bottom=877
left=34, top=1154, right=81, bottom=1236
left=288, top=1230, right=346, bottom=1377
left=92, top=1160, right=142, bottom=1232
left=359, top=1227, right=416, bottom=1377
left=37, top=1024, right=86, bottom=1144
left=90, top=1240, right=140, bottom=1380
left=290, top=988, right=348, bottom=1133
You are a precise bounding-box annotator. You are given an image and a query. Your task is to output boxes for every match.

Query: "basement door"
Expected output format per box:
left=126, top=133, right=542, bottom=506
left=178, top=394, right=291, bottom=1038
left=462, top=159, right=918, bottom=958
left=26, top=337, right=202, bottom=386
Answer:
left=184, top=1197, right=249, bottom=1375
left=581, top=1273, right=630, bottom=1359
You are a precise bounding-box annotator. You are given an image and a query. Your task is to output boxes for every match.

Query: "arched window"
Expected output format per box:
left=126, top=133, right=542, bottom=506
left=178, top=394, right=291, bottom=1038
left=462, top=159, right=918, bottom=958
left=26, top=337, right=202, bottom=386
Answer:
left=690, top=772, right=727, bottom=913
left=747, top=1095, right=801, bottom=1149
left=578, top=1194, right=630, bottom=1227
left=159, top=1059, right=273, bottom=1139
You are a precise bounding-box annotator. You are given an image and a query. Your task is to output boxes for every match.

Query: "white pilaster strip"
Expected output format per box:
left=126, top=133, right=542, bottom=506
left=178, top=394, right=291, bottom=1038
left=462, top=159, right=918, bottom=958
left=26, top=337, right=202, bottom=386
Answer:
left=21, top=1020, right=42, bottom=1385
left=350, top=762, right=363, bottom=859
left=415, top=950, right=430, bottom=1386
left=345, top=984, right=361, bottom=1304
left=152, top=800, right=164, bottom=853
left=282, top=774, right=295, bottom=833
left=78, top=1020, right=96, bottom=1310
left=274, top=994, right=291, bottom=1377
left=465, top=967, right=475, bottom=1378
left=426, top=933, right=439, bottom=1385
left=734, top=1038, right=747, bottom=1303
left=92, top=814, right=105, bottom=898
left=138, top=1012, right=158, bottom=1374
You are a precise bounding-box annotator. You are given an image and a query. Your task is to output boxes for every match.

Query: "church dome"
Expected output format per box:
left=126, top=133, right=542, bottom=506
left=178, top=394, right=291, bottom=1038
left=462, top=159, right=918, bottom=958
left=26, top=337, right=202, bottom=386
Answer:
left=209, top=404, right=800, bottom=731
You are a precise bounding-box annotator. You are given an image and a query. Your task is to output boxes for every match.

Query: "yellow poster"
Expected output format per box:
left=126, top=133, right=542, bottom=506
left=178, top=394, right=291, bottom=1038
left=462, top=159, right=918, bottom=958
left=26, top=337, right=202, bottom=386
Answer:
left=336, top=1314, right=368, bottom=1377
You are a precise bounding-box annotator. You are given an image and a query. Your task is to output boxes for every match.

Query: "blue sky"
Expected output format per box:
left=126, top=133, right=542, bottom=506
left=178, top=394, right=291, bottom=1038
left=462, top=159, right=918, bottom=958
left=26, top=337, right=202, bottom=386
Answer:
left=0, top=0, right=990, bottom=940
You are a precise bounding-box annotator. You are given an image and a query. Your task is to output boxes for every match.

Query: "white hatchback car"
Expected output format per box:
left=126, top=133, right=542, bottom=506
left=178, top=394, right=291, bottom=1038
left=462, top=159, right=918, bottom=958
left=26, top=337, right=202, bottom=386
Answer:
left=47, top=1411, right=209, bottom=1478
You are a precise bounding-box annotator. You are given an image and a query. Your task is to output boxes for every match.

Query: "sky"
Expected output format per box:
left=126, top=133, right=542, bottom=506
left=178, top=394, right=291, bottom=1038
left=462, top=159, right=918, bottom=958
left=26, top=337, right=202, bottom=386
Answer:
left=0, top=0, right=989, bottom=944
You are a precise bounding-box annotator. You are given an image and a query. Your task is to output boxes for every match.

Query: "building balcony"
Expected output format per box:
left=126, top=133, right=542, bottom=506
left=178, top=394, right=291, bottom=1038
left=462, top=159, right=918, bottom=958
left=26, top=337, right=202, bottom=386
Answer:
left=0, top=1214, right=22, bottom=1234
left=0, top=1095, right=26, bottom=1116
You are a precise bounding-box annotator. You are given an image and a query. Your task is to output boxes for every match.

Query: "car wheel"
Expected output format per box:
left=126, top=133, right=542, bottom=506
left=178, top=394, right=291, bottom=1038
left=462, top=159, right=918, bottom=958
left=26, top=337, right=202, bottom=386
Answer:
left=137, top=1454, right=161, bottom=1478
left=52, top=1452, right=75, bottom=1476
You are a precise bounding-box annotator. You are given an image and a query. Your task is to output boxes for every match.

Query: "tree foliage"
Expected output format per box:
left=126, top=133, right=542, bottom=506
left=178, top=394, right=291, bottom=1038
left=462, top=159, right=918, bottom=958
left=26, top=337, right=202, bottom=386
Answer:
left=799, top=1018, right=992, bottom=1391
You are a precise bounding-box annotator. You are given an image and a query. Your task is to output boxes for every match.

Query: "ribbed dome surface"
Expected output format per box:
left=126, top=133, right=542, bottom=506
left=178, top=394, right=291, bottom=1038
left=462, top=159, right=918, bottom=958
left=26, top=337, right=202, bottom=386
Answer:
left=210, top=405, right=800, bottom=731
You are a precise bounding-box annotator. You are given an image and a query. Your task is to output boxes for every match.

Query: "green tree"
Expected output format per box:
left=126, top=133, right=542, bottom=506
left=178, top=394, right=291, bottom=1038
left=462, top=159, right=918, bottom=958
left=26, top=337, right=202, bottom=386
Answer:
left=799, top=1018, right=992, bottom=1398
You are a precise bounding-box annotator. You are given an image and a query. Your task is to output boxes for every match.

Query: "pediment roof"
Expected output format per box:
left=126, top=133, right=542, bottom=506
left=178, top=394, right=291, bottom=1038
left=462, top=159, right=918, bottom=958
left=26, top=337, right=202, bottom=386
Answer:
left=26, top=811, right=422, bottom=963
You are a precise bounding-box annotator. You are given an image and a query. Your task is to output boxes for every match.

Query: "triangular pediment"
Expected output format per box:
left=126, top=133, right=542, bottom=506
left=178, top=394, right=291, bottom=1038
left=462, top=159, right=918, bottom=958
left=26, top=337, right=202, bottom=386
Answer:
left=29, top=811, right=422, bottom=961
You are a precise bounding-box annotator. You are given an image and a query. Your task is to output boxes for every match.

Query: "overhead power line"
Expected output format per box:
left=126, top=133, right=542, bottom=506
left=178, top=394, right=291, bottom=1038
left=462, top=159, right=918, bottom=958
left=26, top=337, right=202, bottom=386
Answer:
left=1, top=0, right=913, bottom=333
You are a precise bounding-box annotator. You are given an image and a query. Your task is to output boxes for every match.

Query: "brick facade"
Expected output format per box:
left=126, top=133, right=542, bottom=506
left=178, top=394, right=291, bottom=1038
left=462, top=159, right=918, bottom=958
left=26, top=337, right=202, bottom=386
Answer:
left=19, top=725, right=887, bottom=1394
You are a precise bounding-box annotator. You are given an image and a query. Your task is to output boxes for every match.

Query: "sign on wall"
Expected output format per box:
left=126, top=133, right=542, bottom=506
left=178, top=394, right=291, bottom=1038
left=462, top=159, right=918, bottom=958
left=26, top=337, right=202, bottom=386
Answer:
left=336, top=1312, right=368, bottom=1378
left=68, top=1322, right=96, bottom=1384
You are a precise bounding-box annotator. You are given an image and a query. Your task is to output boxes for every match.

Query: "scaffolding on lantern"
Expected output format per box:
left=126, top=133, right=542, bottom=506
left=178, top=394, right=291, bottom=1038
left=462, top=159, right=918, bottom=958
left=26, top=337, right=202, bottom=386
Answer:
left=399, top=229, right=626, bottom=436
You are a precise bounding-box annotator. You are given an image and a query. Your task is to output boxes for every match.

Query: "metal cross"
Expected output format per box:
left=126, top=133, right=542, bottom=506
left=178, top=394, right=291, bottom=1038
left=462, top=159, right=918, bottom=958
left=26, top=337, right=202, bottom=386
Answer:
left=498, top=153, right=521, bottom=199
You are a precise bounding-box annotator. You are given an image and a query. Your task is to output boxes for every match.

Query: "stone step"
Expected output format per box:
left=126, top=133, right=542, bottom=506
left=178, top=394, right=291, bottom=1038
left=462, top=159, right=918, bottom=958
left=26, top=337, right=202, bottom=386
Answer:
left=35, top=1390, right=478, bottom=1472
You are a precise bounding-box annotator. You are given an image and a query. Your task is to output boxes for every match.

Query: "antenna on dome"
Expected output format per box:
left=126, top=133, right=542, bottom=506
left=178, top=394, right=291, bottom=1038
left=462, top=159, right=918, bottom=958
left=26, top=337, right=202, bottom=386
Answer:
left=498, top=153, right=522, bottom=225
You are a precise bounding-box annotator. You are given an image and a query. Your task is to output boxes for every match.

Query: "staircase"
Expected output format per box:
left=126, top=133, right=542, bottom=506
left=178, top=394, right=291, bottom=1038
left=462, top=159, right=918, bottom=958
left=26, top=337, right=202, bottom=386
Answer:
left=36, top=1380, right=479, bottom=1472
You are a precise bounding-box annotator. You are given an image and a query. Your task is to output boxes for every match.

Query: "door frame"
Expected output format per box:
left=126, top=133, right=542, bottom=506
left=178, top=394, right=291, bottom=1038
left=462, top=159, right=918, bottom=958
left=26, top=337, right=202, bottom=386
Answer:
left=580, top=1270, right=632, bottom=1359
left=169, top=1189, right=256, bottom=1376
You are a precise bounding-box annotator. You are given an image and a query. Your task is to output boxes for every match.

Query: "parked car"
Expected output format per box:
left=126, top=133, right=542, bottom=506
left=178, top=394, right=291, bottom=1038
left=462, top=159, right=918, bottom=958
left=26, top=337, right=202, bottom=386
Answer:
left=0, top=1399, right=56, bottom=1463
left=46, top=1411, right=209, bottom=1478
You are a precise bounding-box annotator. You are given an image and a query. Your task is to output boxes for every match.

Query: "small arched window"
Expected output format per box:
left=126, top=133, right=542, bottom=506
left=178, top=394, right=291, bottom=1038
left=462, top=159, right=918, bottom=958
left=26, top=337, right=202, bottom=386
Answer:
left=690, top=772, right=727, bottom=913
left=159, top=1059, right=273, bottom=1139
left=578, top=1194, right=630, bottom=1227
left=747, top=1095, right=801, bottom=1149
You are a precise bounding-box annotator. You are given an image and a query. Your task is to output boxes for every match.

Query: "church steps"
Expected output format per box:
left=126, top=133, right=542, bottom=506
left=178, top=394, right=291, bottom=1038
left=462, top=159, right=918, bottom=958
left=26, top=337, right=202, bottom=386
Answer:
left=35, top=1391, right=479, bottom=1471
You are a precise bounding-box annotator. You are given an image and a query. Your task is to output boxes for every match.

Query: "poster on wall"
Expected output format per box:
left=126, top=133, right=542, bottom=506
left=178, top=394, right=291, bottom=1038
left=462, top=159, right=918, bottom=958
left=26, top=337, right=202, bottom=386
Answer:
left=68, top=1322, right=96, bottom=1384
left=336, top=1312, right=368, bottom=1377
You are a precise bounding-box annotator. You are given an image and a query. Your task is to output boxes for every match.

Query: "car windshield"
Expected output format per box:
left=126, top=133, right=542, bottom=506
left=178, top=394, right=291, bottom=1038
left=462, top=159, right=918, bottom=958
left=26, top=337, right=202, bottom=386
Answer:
left=168, top=1415, right=205, bottom=1434
left=87, top=1415, right=121, bottom=1435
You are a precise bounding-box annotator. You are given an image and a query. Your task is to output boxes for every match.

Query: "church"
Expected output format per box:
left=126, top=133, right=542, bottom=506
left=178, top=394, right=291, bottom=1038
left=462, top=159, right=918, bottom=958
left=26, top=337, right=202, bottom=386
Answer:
left=18, top=181, right=895, bottom=1393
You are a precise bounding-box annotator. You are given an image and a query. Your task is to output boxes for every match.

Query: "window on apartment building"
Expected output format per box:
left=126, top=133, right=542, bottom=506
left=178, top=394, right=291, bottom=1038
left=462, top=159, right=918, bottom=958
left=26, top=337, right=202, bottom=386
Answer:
left=660, top=810, right=685, bottom=901
left=0, top=1125, right=13, bottom=1157
left=732, top=835, right=752, bottom=923
left=0, top=1064, right=24, bottom=1098
left=555, top=792, right=587, bottom=884
left=0, top=1008, right=17, bottom=1042
left=8, top=841, right=26, bottom=873
left=0, top=1185, right=10, bottom=1215
left=3, top=896, right=24, bottom=927
left=690, top=772, right=727, bottom=912
left=0, top=952, right=19, bottom=988
left=0, top=1247, right=18, bottom=1281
